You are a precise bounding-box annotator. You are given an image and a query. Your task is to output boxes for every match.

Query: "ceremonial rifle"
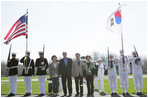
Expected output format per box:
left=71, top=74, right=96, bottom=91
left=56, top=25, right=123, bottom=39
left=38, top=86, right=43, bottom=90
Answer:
left=6, top=45, right=12, bottom=76
left=133, top=45, right=139, bottom=57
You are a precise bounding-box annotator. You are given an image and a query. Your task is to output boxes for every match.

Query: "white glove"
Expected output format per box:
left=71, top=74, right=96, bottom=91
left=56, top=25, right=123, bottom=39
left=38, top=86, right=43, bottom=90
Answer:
left=25, top=54, right=28, bottom=57
left=41, top=62, right=44, bottom=65
left=41, top=67, right=45, bottom=70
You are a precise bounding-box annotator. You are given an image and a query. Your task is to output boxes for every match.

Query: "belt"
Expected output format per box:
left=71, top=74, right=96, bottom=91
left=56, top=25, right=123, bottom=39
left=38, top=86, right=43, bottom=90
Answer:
left=37, top=66, right=44, bottom=68
left=23, top=67, right=32, bottom=69
left=7, top=66, right=18, bottom=69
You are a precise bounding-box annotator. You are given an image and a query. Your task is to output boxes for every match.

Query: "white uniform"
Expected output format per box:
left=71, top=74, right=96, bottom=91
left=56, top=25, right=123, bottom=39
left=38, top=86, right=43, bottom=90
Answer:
left=106, top=58, right=118, bottom=92
left=9, top=75, right=17, bottom=94
left=118, top=56, right=129, bottom=92
left=24, top=76, right=32, bottom=93
left=94, top=63, right=104, bottom=92
left=128, top=57, right=144, bottom=92
left=59, top=77, right=63, bottom=90
left=38, top=75, right=45, bottom=94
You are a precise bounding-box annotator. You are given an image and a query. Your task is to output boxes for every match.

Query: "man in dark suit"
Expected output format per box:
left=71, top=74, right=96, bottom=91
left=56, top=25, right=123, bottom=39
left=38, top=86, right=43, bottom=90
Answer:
left=59, top=52, right=72, bottom=97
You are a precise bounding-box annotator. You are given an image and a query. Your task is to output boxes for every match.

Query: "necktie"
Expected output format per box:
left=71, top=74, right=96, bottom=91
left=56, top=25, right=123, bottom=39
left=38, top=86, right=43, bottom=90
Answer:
left=135, top=59, right=139, bottom=65
left=111, top=60, right=113, bottom=68
left=77, top=61, right=80, bottom=66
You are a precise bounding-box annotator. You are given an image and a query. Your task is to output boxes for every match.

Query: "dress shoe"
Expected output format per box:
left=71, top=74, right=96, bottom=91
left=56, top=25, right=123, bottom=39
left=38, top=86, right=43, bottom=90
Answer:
left=7, top=93, right=15, bottom=97
left=24, top=93, right=31, bottom=97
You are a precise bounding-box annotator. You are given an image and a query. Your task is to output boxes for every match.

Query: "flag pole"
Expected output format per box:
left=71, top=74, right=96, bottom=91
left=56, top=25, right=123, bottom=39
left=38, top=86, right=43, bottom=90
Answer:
left=121, top=30, right=125, bottom=65
left=120, top=14, right=125, bottom=67
left=25, top=9, right=28, bottom=74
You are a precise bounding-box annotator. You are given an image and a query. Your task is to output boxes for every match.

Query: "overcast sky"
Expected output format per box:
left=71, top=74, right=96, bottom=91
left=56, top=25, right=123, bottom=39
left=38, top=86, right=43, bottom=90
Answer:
left=1, top=1, right=147, bottom=61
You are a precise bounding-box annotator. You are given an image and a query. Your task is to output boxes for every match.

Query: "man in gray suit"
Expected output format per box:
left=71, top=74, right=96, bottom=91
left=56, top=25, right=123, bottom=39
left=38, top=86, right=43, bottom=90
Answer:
left=72, top=53, right=84, bottom=97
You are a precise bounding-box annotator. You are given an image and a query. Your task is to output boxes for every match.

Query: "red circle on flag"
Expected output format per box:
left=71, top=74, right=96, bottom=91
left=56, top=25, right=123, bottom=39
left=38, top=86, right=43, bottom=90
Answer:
left=114, top=11, right=121, bottom=18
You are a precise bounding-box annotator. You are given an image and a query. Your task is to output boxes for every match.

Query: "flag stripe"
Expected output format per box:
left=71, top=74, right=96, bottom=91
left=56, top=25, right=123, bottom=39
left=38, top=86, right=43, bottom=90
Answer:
left=8, top=22, right=23, bottom=38
left=11, top=32, right=26, bottom=40
left=6, top=31, right=26, bottom=43
left=15, top=22, right=22, bottom=30
left=6, top=28, right=26, bottom=41
left=4, top=19, right=19, bottom=40
left=4, top=13, right=28, bottom=44
left=11, top=23, right=26, bottom=37
left=4, top=32, right=26, bottom=44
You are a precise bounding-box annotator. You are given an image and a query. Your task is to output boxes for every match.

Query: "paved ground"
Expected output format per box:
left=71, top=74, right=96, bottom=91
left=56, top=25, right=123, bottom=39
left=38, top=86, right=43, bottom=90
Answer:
left=2, top=94, right=146, bottom=97
left=2, top=78, right=147, bottom=97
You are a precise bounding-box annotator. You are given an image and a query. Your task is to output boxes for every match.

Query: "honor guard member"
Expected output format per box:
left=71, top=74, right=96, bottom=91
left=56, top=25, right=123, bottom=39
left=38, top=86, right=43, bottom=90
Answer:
left=129, top=51, right=144, bottom=96
left=83, top=55, right=95, bottom=97
left=94, top=58, right=105, bottom=95
left=7, top=53, right=19, bottom=97
left=106, top=54, right=118, bottom=97
left=20, top=51, right=34, bottom=97
left=118, top=50, right=130, bottom=96
left=35, top=51, right=49, bottom=97
left=72, top=53, right=84, bottom=97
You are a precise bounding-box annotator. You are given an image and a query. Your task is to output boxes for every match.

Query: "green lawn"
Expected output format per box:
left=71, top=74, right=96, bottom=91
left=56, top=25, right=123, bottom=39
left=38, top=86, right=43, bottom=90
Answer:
left=1, top=81, right=50, bottom=95
left=1, top=76, right=147, bottom=95
left=1, top=75, right=50, bottom=80
left=1, top=74, right=146, bottom=80
left=103, top=78, right=147, bottom=94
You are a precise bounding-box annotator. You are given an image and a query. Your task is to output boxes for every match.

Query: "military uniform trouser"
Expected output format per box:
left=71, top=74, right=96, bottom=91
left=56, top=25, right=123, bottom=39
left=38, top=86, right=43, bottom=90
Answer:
left=94, top=77, right=104, bottom=92
left=24, top=76, right=32, bottom=94
left=9, top=75, right=17, bottom=94
left=59, top=77, right=63, bottom=90
left=119, top=73, right=128, bottom=89
left=108, top=74, right=117, bottom=91
left=133, top=75, right=143, bottom=90
left=38, top=75, right=45, bottom=94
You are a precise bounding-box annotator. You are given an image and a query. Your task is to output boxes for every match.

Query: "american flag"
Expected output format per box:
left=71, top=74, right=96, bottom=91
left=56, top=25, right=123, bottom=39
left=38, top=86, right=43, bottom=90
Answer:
left=4, top=13, right=28, bottom=44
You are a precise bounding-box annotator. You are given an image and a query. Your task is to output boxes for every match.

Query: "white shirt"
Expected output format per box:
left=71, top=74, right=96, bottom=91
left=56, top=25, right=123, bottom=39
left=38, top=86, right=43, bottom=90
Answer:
left=53, top=63, right=57, bottom=68
left=118, top=56, right=129, bottom=74
left=128, top=57, right=144, bottom=76
left=97, top=63, right=104, bottom=79
left=106, top=58, right=118, bottom=76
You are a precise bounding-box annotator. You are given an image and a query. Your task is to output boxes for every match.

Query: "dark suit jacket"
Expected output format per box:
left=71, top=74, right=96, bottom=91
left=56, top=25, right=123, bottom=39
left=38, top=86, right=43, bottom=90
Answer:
left=20, top=57, right=35, bottom=76
left=59, top=58, right=72, bottom=77
left=7, top=58, right=19, bottom=76
left=35, top=58, right=48, bottom=75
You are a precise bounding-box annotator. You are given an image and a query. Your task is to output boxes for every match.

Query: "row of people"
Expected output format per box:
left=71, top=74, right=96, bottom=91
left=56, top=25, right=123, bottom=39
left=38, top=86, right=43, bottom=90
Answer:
left=6, top=51, right=144, bottom=97
left=94, top=50, right=144, bottom=97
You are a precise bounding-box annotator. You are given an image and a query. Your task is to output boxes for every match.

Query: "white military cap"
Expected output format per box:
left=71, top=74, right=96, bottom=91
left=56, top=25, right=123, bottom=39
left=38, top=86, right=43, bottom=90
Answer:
left=109, top=54, right=113, bottom=56
left=97, top=58, right=102, bottom=61
left=26, top=51, right=30, bottom=54
left=132, top=51, right=136, bottom=54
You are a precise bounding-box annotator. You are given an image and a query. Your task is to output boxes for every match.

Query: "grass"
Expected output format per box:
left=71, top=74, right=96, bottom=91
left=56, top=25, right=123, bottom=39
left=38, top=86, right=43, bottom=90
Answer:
left=1, top=75, right=50, bottom=80
left=1, top=76, right=147, bottom=95
left=1, top=81, right=50, bottom=95
left=1, top=74, right=147, bottom=80
left=102, top=78, right=147, bottom=94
